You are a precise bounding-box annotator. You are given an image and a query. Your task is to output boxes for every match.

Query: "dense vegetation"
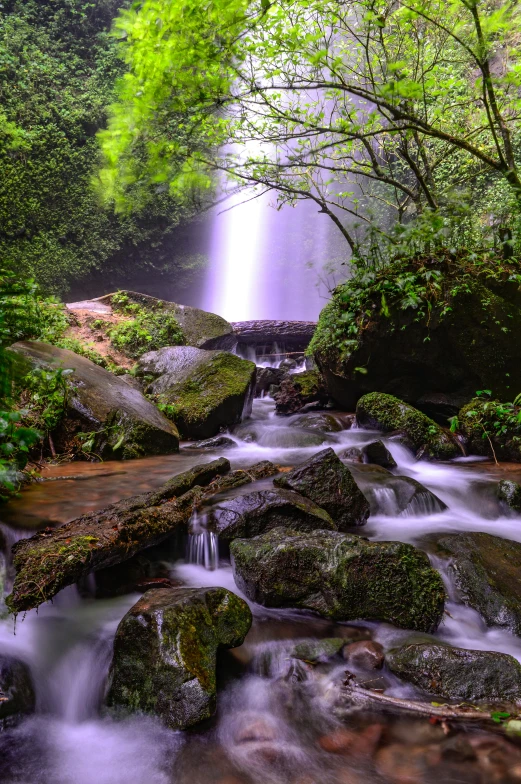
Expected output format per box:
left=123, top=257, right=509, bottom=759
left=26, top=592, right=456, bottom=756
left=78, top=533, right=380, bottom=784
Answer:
left=0, top=0, right=199, bottom=295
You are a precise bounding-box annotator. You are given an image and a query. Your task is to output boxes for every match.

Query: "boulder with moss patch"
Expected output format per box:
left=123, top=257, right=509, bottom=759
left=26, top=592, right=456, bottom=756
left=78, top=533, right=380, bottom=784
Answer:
left=231, top=528, right=445, bottom=632
left=356, top=393, right=459, bottom=460
left=273, top=448, right=369, bottom=528
left=107, top=586, right=251, bottom=729
left=273, top=371, right=328, bottom=415
left=147, top=348, right=256, bottom=440
left=9, top=341, right=179, bottom=459
left=387, top=642, right=521, bottom=702
left=458, top=397, right=521, bottom=461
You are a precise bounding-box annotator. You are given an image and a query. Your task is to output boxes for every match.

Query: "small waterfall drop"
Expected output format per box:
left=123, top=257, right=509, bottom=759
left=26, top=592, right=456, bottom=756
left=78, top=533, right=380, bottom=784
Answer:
left=186, top=511, right=219, bottom=571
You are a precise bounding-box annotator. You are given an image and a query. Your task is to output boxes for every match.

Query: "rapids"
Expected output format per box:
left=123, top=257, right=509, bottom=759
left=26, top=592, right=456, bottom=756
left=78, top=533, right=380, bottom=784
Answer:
left=2, top=396, right=521, bottom=783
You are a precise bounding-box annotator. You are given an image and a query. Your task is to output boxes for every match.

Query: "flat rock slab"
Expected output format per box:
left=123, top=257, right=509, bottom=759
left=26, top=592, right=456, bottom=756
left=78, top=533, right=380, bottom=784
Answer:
left=387, top=642, right=521, bottom=702
left=107, top=586, right=252, bottom=729
left=231, top=528, right=445, bottom=632
left=10, top=341, right=179, bottom=459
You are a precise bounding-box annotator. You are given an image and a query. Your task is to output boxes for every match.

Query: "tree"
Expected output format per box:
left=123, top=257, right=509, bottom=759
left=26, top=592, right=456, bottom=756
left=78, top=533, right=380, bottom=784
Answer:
left=99, top=0, right=521, bottom=255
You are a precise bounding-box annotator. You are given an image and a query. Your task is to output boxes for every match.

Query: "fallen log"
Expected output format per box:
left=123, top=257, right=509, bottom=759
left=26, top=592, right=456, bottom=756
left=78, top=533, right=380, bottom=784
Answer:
left=339, top=681, right=493, bottom=722
left=232, top=320, right=316, bottom=353
left=6, top=458, right=278, bottom=614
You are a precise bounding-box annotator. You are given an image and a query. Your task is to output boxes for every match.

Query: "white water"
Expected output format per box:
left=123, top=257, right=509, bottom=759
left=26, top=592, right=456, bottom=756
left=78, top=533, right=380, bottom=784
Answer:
left=3, top=397, right=521, bottom=781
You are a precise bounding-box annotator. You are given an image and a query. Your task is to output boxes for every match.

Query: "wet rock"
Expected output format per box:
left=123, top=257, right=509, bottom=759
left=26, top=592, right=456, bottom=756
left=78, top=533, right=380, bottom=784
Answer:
left=290, top=638, right=345, bottom=663
left=0, top=655, right=35, bottom=729
left=231, top=528, right=445, bottom=632
left=342, top=640, right=384, bottom=670
left=318, top=727, right=358, bottom=754
left=232, top=320, right=316, bottom=353
left=375, top=742, right=440, bottom=783
left=416, top=392, right=470, bottom=426
left=340, top=447, right=363, bottom=463
left=318, top=725, right=382, bottom=759
left=361, top=440, right=397, bottom=469
left=458, top=397, right=521, bottom=462
left=235, top=717, right=277, bottom=744
left=207, top=488, right=336, bottom=541
left=273, top=448, right=370, bottom=529
left=255, top=367, right=285, bottom=397
left=289, top=413, right=343, bottom=432
left=10, top=341, right=179, bottom=459
left=143, top=347, right=256, bottom=440
left=279, top=358, right=298, bottom=372
left=273, top=371, right=328, bottom=415
left=351, top=469, right=447, bottom=517
left=497, top=479, right=521, bottom=513
left=356, top=393, right=460, bottom=460
left=431, top=532, right=521, bottom=635
left=387, top=642, right=521, bottom=702
left=184, top=435, right=237, bottom=450
left=258, top=429, right=328, bottom=449
left=107, top=586, right=251, bottom=729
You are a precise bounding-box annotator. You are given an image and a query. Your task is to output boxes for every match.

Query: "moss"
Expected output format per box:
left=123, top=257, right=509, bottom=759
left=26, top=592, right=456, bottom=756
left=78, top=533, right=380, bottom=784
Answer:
left=156, top=352, right=255, bottom=439
left=357, top=392, right=459, bottom=459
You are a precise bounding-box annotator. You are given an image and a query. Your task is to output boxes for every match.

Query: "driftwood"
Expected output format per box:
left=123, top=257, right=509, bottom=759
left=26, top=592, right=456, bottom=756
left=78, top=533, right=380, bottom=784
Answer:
left=340, top=681, right=493, bottom=722
left=6, top=458, right=278, bottom=614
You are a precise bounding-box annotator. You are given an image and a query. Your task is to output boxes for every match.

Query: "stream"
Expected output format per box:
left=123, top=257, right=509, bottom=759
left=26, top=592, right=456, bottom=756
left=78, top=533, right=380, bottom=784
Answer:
left=2, top=396, right=521, bottom=783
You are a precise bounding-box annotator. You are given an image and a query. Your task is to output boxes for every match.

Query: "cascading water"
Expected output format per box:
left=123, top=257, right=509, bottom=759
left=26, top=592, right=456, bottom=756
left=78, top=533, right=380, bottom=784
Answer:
left=5, top=396, right=521, bottom=782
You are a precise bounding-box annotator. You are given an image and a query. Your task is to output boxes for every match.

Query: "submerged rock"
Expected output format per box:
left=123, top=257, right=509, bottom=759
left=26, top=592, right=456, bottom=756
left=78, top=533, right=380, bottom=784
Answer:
left=432, top=532, right=521, bottom=635
left=351, top=468, right=447, bottom=517
left=273, top=448, right=370, bottom=529
left=10, top=341, right=179, bottom=459
left=107, top=587, right=251, bottom=729
left=208, top=488, right=336, bottom=541
left=340, top=447, right=363, bottom=463
left=290, top=638, right=345, bottom=663
left=361, top=440, right=397, bottom=470
left=184, top=435, right=237, bottom=450
left=387, top=642, right=521, bottom=702
left=0, top=655, right=35, bottom=729
left=145, top=348, right=256, bottom=440
left=497, top=479, right=521, bottom=513
left=289, top=413, right=343, bottom=432
left=356, top=393, right=460, bottom=460
left=343, top=640, right=385, bottom=670
left=231, top=528, right=445, bottom=632
left=273, top=371, right=328, bottom=415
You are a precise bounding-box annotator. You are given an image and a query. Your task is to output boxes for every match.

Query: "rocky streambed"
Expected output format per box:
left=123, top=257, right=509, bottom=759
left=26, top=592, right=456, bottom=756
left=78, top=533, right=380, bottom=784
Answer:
left=3, top=395, right=521, bottom=783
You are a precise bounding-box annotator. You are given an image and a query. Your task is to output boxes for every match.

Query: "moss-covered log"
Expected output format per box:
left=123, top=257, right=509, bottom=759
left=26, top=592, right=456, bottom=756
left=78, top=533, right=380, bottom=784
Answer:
left=7, top=457, right=279, bottom=613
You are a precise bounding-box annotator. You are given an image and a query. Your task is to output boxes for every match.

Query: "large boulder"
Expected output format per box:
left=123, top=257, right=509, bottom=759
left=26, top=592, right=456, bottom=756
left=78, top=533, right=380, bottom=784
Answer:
left=231, top=528, right=445, bottom=632
left=255, top=366, right=285, bottom=397
left=311, top=257, right=521, bottom=411
left=0, top=655, right=35, bottom=729
left=9, top=341, right=179, bottom=459
left=431, top=532, right=521, bottom=635
left=207, top=488, right=336, bottom=540
left=356, top=393, right=460, bottom=460
left=273, top=371, right=328, bottom=415
left=273, top=448, right=370, bottom=528
left=387, top=643, right=521, bottom=702
left=97, top=292, right=236, bottom=351
left=140, top=347, right=256, bottom=440
left=107, top=587, right=251, bottom=729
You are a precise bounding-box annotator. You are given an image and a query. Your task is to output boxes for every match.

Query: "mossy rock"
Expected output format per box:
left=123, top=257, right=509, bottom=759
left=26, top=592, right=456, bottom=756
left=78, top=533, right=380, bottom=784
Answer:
left=102, top=292, right=236, bottom=351
left=497, top=479, right=521, bottom=512
left=273, top=371, right=328, bottom=415
left=356, top=392, right=459, bottom=460
left=230, top=528, right=445, bottom=632
left=458, top=398, right=521, bottom=461
left=273, top=447, right=370, bottom=529
left=207, top=488, right=336, bottom=541
left=106, top=586, right=251, bottom=729
left=430, top=532, right=521, bottom=636
left=387, top=642, right=521, bottom=702
left=150, top=349, right=256, bottom=440
left=311, top=257, right=521, bottom=410
left=9, top=341, right=179, bottom=459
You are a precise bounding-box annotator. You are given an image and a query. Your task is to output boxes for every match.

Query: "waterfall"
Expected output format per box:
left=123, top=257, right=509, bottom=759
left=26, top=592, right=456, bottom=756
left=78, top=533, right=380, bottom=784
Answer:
left=186, top=532, right=219, bottom=571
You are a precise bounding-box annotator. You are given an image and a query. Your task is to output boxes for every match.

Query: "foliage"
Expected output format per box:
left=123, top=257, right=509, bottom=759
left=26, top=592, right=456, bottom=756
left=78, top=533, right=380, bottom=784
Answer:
left=109, top=294, right=185, bottom=358
left=459, top=391, right=521, bottom=463
left=0, top=0, right=198, bottom=294
left=99, top=0, right=521, bottom=255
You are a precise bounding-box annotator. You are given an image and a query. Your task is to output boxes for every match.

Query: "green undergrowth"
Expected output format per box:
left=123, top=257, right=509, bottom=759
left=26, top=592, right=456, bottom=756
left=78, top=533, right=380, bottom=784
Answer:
left=109, top=291, right=185, bottom=359
left=309, top=252, right=521, bottom=362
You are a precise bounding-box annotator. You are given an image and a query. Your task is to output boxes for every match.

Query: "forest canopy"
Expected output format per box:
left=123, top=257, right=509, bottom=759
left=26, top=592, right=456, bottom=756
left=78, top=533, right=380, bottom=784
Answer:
left=100, top=0, right=521, bottom=260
